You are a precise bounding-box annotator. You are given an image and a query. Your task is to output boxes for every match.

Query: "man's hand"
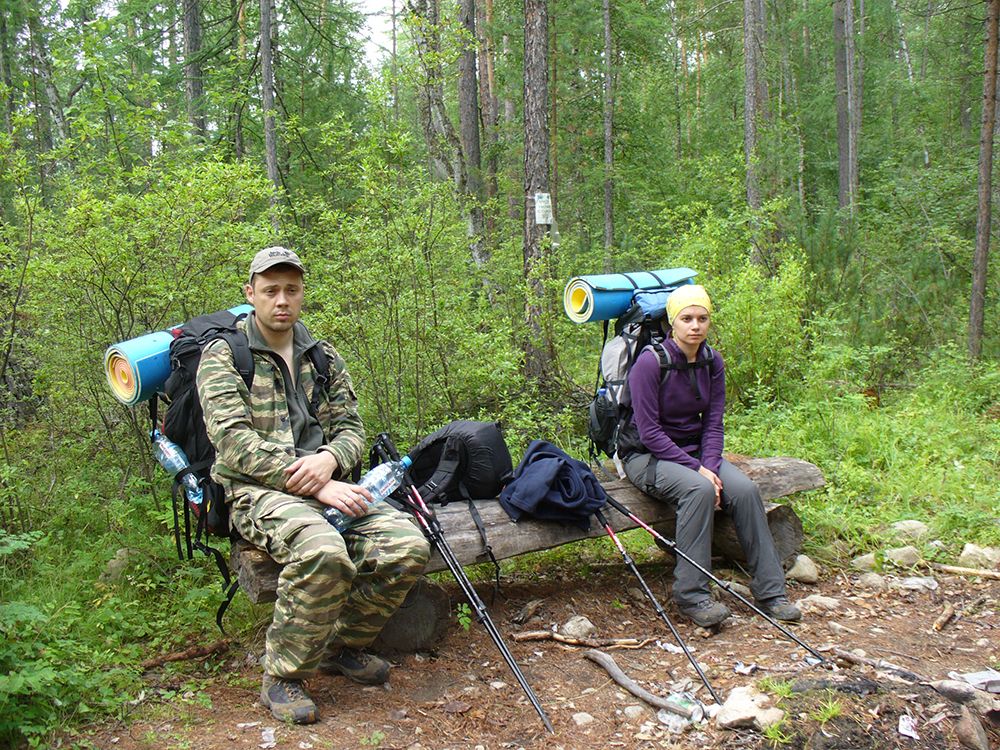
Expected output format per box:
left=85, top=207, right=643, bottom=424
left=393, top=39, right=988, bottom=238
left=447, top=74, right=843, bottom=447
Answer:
left=284, top=452, right=338, bottom=496
left=698, top=466, right=723, bottom=509
left=315, top=480, right=373, bottom=518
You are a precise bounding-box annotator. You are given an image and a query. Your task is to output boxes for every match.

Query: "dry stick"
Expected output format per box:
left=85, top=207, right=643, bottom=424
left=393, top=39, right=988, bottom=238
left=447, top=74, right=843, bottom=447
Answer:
left=929, top=563, right=1000, bottom=581
left=932, top=602, right=957, bottom=632
left=583, top=650, right=695, bottom=719
left=830, top=647, right=928, bottom=684
left=513, top=630, right=656, bottom=649
left=140, top=640, right=230, bottom=669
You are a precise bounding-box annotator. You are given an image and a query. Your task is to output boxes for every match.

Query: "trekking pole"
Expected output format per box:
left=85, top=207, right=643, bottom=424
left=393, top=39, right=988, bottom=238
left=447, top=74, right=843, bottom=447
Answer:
left=372, top=435, right=555, bottom=734
left=595, top=508, right=721, bottom=704
left=601, top=495, right=828, bottom=665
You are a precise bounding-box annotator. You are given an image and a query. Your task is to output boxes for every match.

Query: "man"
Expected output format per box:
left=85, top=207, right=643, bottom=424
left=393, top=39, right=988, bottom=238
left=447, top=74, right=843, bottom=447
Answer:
left=197, top=246, right=430, bottom=724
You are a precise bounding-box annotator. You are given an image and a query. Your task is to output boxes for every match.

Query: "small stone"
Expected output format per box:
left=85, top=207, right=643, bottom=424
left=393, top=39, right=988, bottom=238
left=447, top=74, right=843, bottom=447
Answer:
left=572, top=712, right=595, bottom=727
left=885, top=545, right=921, bottom=568
left=560, top=615, right=597, bottom=640
left=716, top=686, right=785, bottom=730
left=888, top=576, right=938, bottom=592
left=957, top=543, right=1000, bottom=570
left=955, top=706, right=990, bottom=750
left=489, top=681, right=507, bottom=690
left=623, top=705, right=647, bottom=721
left=891, top=520, right=929, bottom=540
left=627, top=587, right=646, bottom=604
left=857, top=572, right=886, bottom=590
left=719, top=580, right=752, bottom=599
left=785, top=555, right=819, bottom=584
left=851, top=553, right=877, bottom=571
left=797, top=594, right=840, bottom=612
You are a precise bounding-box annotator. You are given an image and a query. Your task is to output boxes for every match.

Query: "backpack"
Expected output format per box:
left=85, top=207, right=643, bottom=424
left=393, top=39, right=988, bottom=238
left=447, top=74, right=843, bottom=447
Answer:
left=151, top=307, right=331, bottom=630
left=403, top=420, right=514, bottom=585
left=587, top=288, right=717, bottom=471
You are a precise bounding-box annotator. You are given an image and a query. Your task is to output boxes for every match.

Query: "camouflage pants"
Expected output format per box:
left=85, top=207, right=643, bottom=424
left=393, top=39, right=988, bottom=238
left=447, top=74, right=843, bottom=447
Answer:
left=231, top=490, right=430, bottom=680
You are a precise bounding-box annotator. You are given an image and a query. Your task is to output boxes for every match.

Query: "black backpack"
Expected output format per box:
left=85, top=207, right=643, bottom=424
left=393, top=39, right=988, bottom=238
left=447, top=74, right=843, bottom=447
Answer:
left=587, top=289, right=716, bottom=468
left=403, top=420, right=514, bottom=583
left=152, top=308, right=331, bottom=629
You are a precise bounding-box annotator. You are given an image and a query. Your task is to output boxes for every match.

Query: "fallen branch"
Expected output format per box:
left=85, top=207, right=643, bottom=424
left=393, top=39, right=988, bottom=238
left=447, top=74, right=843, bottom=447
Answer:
left=929, top=563, right=1000, bottom=581
left=932, top=602, right=957, bottom=632
left=141, top=640, right=230, bottom=669
left=583, top=649, right=695, bottom=718
left=512, top=630, right=656, bottom=650
left=831, top=647, right=927, bottom=683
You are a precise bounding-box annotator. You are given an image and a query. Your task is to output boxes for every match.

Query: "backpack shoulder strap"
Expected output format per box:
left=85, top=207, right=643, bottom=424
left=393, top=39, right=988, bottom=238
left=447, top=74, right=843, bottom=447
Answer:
left=306, top=344, right=332, bottom=413
left=211, top=330, right=254, bottom=391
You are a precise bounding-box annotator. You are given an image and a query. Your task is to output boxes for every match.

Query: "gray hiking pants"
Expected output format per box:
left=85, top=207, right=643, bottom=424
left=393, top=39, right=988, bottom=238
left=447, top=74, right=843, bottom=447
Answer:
left=623, top=453, right=787, bottom=608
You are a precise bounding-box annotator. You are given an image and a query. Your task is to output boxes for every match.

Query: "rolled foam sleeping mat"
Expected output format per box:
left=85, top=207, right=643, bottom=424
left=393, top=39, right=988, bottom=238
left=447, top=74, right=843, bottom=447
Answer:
left=104, top=304, right=253, bottom=406
left=563, top=268, right=698, bottom=323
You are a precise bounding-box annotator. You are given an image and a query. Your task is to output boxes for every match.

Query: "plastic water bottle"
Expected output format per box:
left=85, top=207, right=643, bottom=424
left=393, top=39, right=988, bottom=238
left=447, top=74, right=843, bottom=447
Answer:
left=324, top=456, right=413, bottom=531
left=151, top=429, right=204, bottom=505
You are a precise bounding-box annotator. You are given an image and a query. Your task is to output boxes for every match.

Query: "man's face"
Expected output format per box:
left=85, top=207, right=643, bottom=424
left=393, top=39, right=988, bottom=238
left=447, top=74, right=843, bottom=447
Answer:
left=244, top=266, right=304, bottom=337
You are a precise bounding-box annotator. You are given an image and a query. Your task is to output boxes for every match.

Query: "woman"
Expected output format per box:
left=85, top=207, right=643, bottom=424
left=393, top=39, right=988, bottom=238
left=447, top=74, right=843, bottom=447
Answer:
left=620, top=284, right=801, bottom=628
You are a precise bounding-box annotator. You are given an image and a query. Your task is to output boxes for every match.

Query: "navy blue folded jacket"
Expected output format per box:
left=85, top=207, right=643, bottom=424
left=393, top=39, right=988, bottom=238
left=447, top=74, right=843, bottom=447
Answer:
left=499, top=440, right=608, bottom=529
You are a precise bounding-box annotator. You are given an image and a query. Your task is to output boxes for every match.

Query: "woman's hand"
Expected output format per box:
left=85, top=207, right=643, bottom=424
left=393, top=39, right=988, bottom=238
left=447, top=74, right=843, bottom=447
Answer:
left=698, top=466, right=723, bottom=509
left=315, top=480, right=373, bottom=518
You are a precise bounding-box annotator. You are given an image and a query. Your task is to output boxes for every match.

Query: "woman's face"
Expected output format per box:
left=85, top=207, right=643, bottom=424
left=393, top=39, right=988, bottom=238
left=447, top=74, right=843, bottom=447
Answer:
left=671, top=305, right=711, bottom=348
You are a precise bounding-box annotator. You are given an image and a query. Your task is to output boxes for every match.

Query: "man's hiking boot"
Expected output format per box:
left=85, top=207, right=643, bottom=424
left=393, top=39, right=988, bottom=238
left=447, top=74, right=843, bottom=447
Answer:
left=757, top=596, right=802, bottom=622
left=679, top=598, right=731, bottom=628
left=260, top=675, right=319, bottom=724
left=320, top=648, right=390, bottom=685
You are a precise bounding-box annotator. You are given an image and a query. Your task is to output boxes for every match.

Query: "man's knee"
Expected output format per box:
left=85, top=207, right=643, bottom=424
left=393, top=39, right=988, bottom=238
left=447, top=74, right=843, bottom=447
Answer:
left=296, top=527, right=357, bottom=583
left=380, top=528, right=431, bottom=573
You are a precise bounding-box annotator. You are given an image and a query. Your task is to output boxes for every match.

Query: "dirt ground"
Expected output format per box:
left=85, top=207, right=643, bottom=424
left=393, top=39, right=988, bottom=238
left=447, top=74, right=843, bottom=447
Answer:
left=73, top=555, right=999, bottom=750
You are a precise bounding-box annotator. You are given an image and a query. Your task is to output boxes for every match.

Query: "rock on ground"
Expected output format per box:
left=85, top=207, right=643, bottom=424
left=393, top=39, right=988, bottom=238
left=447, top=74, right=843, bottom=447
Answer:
left=857, top=572, right=886, bottom=590
left=957, top=543, right=1000, bottom=569
left=851, top=553, right=876, bottom=571
left=955, top=706, right=990, bottom=750
left=560, top=615, right=597, bottom=640
left=891, top=520, right=929, bottom=540
left=885, top=545, right=921, bottom=567
left=786, top=554, right=819, bottom=583
left=716, top=686, right=785, bottom=731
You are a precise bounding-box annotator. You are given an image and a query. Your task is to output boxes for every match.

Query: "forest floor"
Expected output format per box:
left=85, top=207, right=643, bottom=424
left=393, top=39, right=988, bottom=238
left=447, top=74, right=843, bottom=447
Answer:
left=73, top=557, right=999, bottom=750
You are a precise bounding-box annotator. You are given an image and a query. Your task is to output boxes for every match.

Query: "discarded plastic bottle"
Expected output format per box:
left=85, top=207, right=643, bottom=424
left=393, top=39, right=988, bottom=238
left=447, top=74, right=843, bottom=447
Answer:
left=151, top=429, right=204, bottom=505
left=324, top=456, right=413, bottom=532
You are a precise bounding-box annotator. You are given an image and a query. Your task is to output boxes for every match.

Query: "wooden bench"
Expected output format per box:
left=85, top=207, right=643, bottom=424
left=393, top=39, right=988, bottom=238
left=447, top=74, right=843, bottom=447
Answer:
left=230, top=455, right=824, bottom=651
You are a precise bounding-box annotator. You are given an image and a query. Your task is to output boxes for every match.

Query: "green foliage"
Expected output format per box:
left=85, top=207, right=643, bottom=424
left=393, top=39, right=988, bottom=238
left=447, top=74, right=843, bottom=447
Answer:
left=455, top=602, right=472, bottom=632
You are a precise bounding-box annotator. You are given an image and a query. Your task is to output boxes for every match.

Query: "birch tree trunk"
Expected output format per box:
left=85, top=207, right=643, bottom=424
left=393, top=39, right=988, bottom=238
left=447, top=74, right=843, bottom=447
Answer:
left=0, top=10, right=14, bottom=137
left=260, top=0, right=281, bottom=226
left=523, top=0, right=553, bottom=381
left=970, top=0, right=999, bottom=359
left=183, top=0, right=207, bottom=139
left=458, top=0, right=487, bottom=267
left=602, top=0, right=614, bottom=271
left=477, top=0, right=499, bottom=205
left=743, top=0, right=762, bottom=214
left=833, top=0, right=859, bottom=216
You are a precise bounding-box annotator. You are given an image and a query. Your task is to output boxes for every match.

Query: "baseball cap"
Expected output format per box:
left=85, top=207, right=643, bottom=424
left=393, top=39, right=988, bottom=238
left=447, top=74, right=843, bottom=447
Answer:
left=248, top=246, right=305, bottom=283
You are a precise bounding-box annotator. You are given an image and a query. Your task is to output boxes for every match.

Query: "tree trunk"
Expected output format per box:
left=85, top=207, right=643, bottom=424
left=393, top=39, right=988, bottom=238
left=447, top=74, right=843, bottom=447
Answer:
left=0, top=10, right=14, bottom=137
left=602, top=0, right=614, bottom=272
left=743, top=0, right=762, bottom=214
left=411, top=0, right=465, bottom=186
left=183, top=0, right=207, bottom=139
left=833, top=0, right=859, bottom=216
left=503, top=32, right=518, bottom=221
left=478, top=0, right=499, bottom=204
left=260, top=0, right=281, bottom=226
left=232, top=0, right=246, bottom=159
left=970, top=0, right=999, bottom=359
left=523, top=0, right=552, bottom=381
left=549, top=9, right=558, bottom=218
left=458, top=0, right=488, bottom=267
left=25, top=7, right=65, bottom=145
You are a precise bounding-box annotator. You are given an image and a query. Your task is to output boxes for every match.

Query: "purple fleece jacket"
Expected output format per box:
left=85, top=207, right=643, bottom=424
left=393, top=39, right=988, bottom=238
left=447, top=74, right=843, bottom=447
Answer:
left=627, top=338, right=725, bottom=473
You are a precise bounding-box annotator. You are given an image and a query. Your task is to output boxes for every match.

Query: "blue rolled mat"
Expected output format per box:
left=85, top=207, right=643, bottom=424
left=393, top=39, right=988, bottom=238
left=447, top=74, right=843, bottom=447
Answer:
left=563, top=268, right=697, bottom=323
left=104, top=304, right=253, bottom=406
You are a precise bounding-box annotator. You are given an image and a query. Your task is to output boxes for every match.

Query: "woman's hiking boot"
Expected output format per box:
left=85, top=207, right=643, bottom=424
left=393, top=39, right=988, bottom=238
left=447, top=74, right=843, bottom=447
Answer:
left=260, top=675, right=319, bottom=724
left=757, top=596, right=802, bottom=622
left=320, top=648, right=390, bottom=685
left=678, top=598, right=731, bottom=628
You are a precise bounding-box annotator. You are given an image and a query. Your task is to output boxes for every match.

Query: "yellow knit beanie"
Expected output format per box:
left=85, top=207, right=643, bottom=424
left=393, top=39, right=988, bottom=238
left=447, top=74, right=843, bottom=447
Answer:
left=666, top=284, right=713, bottom=325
